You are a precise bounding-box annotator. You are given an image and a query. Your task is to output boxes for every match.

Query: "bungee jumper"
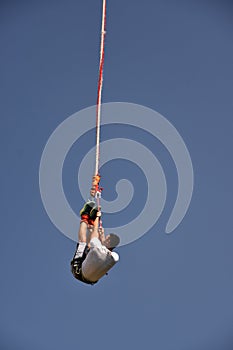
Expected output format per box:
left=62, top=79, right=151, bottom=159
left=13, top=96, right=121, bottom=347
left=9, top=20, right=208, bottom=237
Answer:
left=70, top=0, right=120, bottom=285
left=70, top=181, right=120, bottom=285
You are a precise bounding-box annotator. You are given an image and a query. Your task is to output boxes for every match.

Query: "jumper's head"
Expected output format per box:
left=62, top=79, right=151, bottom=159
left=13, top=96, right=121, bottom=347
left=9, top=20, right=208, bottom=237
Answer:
left=104, top=233, right=120, bottom=251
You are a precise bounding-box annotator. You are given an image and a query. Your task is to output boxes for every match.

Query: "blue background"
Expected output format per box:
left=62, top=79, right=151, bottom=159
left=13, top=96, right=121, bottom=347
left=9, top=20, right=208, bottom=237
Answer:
left=1, top=1, right=233, bottom=349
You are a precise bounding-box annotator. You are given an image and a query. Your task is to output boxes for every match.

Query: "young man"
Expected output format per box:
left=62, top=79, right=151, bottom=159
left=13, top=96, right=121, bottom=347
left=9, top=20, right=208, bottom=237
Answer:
left=70, top=200, right=120, bottom=285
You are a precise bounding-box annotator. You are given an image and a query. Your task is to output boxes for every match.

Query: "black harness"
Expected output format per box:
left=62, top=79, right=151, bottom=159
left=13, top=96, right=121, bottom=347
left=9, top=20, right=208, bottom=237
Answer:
left=70, top=246, right=98, bottom=285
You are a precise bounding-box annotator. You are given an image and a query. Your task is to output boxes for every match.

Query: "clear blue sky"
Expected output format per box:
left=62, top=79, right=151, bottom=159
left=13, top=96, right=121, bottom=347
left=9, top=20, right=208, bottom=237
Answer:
left=1, top=1, right=233, bottom=349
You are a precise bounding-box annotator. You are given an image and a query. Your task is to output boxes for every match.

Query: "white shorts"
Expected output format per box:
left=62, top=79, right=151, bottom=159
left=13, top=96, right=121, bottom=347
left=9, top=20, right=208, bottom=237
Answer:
left=82, top=238, right=119, bottom=283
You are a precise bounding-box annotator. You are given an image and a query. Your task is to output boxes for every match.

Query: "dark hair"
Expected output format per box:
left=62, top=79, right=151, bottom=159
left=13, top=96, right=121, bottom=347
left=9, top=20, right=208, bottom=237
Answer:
left=108, top=233, right=120, bottom=249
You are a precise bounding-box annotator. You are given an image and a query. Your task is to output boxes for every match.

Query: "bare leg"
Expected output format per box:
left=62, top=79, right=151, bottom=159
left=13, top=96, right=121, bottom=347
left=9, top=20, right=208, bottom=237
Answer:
left=86, top=224, right=93, bottom=245
left=73, top=221, right=88, bottom=260
left=88, top=216, right=100, bottom=247
left=78, top=221, right=88, bottom=242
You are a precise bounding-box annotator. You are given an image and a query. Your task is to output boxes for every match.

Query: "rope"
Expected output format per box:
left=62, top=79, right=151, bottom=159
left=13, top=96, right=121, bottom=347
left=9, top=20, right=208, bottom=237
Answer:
left=95, top=0, right=106, bottom=176
left=93, top=0, right=107, bottom=228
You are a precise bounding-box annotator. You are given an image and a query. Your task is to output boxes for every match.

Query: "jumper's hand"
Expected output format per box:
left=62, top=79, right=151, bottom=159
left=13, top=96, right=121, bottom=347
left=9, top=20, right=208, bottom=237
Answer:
left=96, top=211, right=102, bottom=217
left=98, top=227, right=104, bottom=235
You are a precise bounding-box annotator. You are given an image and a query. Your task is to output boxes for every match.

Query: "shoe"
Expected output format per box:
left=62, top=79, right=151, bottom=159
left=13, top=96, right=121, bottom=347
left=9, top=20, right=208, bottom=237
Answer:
left=79, top=200, right=96, bottom=217
left=89, top=206, right=100, bottom=221
left=87, top=206, right=101, bottom=225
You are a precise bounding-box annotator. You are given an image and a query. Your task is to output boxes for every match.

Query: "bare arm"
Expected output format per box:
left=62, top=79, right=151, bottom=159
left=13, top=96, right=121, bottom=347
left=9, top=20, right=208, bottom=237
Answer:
left=98, top=227, right=105, bottom=244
